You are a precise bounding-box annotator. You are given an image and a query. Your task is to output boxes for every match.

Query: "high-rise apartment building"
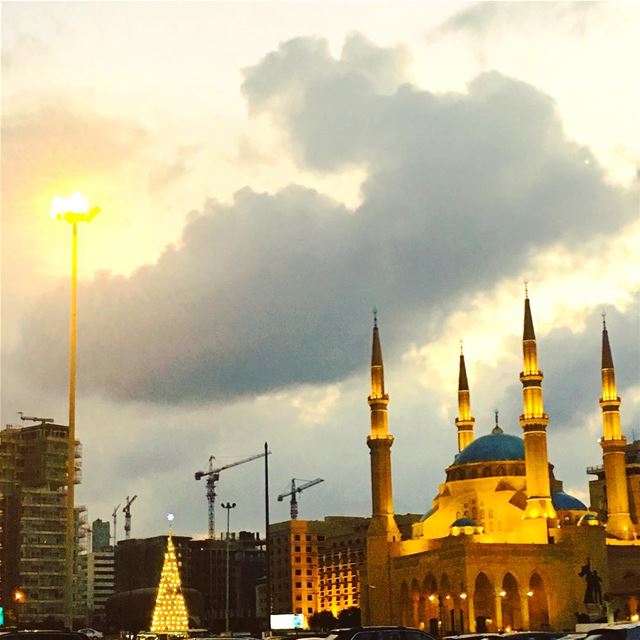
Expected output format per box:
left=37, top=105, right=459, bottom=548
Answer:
left=0, top=420, right=82, bottom=625
left=270, top=515, right=419, bottom=622
left=87, top=549, right=114, bottom=627
left=189, top=531, right=266, bottom=631
left=92, top=519, right=111, bottom=552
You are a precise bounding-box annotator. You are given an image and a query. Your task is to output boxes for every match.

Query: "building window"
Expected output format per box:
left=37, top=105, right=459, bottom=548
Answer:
left=295, top=535, right=300, bottom=541
left=295, top=569, right=301, bottom=575
left=295, top=546, right=301, bottom=552
left=307, top=607, right=313, bottom=614
left=296, top=582, right=302, bottom=588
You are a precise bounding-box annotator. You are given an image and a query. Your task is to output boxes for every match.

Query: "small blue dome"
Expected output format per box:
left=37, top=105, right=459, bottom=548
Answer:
left=552, top=491, right=588, bottom=511
left=452, top=432, right=525, bottom=466
left=451, top=518, right=475, bottom=527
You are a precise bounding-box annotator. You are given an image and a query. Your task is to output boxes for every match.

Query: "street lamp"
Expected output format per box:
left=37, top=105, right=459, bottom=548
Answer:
left=222, top=501, right=237, bottom=634
left=14, top=589, right=25, bottom=629
left=50, top=192, right=100, bottom=628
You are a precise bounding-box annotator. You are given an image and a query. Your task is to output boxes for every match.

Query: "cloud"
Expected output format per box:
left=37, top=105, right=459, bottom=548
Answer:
left=437, top=2, right=604, bottom=38
left=1, top=32, right=49, bottom=73
left=1, top=103, right=147, bottom=204
left=9, top=34, right=638, bottom=407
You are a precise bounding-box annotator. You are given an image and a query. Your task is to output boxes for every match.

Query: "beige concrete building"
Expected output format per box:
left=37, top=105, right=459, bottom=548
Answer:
left=0, top=420, right=84, bottom=625
left=361, top=299, right=640, bottom=634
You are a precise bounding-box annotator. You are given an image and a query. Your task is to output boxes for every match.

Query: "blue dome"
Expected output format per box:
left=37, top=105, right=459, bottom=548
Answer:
left=452, top=432, right=525, bottom=466
left=451, top=518, right=475, bottom=527
left=552, top=491, right=588, bottom=511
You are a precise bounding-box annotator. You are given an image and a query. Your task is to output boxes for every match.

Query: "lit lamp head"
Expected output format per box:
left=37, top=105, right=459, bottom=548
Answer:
left=14, top=589, right=25, bottom=603
left=50, top=192, right=100, bottom=223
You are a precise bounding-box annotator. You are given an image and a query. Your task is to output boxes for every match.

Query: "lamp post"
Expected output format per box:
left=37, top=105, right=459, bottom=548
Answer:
left=222, top=501, right=236, bottom=634
left=14, top=589, right=25, bottom=629
left=50, top=193, right=100, bottom=628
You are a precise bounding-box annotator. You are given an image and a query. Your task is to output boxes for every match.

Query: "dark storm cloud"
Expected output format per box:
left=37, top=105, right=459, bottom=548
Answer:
left=11, top=34, right=636, bottom=404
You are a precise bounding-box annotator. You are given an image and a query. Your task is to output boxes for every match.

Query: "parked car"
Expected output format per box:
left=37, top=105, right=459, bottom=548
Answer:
left=77, top=630, right=103, bottom=640
left=446, top=634, right=503, bottom=640
left=0, top=633, right=90, bottom=640
left=325, top=626, right=437, bottom=640
left=585, top=623, right=640, bottom=640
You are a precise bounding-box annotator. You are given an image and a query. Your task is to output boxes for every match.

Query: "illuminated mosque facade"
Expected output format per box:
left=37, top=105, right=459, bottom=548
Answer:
left=362, top=295, right=640, bottom=633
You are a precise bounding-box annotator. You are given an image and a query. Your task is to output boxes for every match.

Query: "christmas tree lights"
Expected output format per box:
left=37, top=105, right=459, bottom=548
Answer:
left=151, top=533, right=189, bottom=634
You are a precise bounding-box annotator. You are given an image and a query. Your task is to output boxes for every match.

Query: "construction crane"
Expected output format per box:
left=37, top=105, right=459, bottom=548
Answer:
left=122, top=495, right=138, bottom=540
left=195, top=450, right=270, bottom=540
left=18, top=411, right=54, bottom=424
left=278, top=478, right=324, bottom=519
left=112, top=503, right=121, bottom=546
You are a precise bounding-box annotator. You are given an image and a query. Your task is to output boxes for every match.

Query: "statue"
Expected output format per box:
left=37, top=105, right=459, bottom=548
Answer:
left=578, top=558, right=603, bottom=605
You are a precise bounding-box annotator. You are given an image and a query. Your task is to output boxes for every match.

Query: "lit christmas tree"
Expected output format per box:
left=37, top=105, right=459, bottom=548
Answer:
left=151, top=521, right=189, bottom=634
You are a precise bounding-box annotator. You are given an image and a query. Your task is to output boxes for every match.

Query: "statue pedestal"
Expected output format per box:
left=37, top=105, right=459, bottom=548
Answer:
left=586, top=603, right=604, bottom=622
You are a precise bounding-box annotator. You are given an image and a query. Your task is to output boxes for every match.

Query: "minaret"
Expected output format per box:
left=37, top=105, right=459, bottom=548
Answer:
left=455, top=343, right=475, bottom=451
left=519, top=288, right=556, bottom=520
left=599, top=314, right=634, bottom=539
left=367, top=311, right=400, bottom=540
left=365, top=312, right=400, bottom=625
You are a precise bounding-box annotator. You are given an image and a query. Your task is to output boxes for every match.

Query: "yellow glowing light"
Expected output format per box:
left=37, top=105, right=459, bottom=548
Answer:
left=630, top=614, right=639, bottom=622
left=499, top=590, right=507, bottom=597
left=460, top=592, right=467, bottom=600
left=428, top=594, right=436, bottom=602
left=445, top=594, right=451, bottom=600
left=49, top=192, right=100, bottom=223
left=527, top=590, right=534, bottom=597
left=50, top=192, right=89, bottom=217
left=14, top=589, right=26, bottom=603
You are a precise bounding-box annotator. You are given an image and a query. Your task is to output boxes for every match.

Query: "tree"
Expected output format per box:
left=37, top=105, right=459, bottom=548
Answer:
left=309, top=610, right=338, bottom=630
left=151, top=535, right=189, bottom=633
left=337, top=607, right=361, bottom=626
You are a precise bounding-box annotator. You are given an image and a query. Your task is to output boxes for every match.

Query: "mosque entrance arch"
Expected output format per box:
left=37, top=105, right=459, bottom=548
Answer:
left=423, top=573, right=439, bottom=636
left=400, top=582, right=410, bottom=626
left=529, top=573, right=550, bottom=629
left=474, top=572, right=495, bottom=632
left=501, top=572, right=522, bottom=630
left=440, top=574, right=453, bottom=634
left=411, top=579, right=421, bottom=629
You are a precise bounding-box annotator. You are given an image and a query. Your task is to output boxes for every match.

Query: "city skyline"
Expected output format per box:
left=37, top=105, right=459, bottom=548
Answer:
left=2, top=2, right=639, bottom=540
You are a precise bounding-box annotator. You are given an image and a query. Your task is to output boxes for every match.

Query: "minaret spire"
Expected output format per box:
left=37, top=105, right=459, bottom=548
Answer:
left=519, top=291, right=556, bottom=520
left=455, top=341, right=475, bottom=451
left=598, top=316, right=633, bottom=539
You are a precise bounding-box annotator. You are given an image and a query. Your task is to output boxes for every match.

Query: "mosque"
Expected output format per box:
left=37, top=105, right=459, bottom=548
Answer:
left=361, top=295, right=640, bottom=633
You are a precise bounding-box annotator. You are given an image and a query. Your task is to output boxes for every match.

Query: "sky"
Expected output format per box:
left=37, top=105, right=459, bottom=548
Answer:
left=2, top=1, right=639, bottom=542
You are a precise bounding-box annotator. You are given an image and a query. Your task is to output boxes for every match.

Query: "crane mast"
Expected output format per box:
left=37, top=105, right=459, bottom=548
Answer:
left=112, top=503, right=121, bottom=546
left=122, top=495, right=138, bottom=540
left=206, top=456, right=217, bottom=540
left=277, top=478, right=324, bottom=519
left=195, top=450, right=271, bottom=539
